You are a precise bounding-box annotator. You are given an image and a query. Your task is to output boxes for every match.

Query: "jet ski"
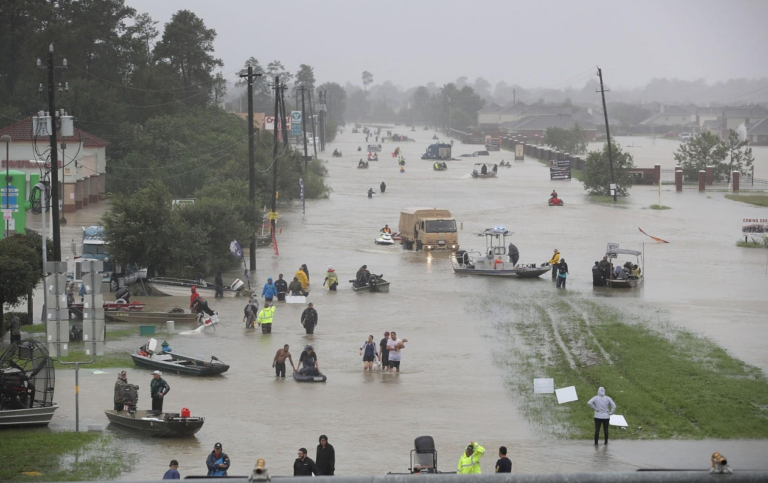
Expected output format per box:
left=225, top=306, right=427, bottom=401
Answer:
left=375, top=233, right=395, bottom=245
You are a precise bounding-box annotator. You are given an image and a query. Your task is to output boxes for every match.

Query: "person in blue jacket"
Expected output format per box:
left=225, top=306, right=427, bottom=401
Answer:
left=206, top=443, right=230, bottom=476
left=262, top=277, right=278, bottom=302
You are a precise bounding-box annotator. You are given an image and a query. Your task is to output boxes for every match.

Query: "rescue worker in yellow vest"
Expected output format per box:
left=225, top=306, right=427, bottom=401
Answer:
left=257, top=302, right=275, bottom=334
left=457, top=441, right=485, bottom=474
left=548, top=248, right=561, bottom=280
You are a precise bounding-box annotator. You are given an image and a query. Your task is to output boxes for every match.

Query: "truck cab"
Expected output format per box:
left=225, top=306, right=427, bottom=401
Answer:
left=398, top=208, right=459, bottom=251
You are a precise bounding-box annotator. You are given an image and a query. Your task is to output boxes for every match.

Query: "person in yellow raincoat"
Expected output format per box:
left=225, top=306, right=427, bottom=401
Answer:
left=548, top=249, right=561, bottom=280
left=295, top=268, right=309, bottom=290
left=457, top=441, right=485, bottom=474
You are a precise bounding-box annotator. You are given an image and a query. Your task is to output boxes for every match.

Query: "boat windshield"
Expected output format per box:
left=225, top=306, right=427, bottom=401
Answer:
left=425, top=220, right=456, bottom=233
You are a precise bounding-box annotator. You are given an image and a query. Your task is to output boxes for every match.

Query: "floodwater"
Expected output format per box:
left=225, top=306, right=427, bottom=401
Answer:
left=21, top=127, right=768, bottom=477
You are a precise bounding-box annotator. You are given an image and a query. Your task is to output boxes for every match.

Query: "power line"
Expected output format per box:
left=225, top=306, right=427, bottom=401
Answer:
left=69, top=64, right=241, bottom=93
left=77, top=88, right=211, bottom=108
left=546, top=66, right=598, bottom=90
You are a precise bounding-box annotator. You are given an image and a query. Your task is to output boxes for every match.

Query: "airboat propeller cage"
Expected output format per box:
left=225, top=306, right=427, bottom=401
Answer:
left=0, top=340, right=56, bottom=410
left=411, top=436, right=438, bottom=472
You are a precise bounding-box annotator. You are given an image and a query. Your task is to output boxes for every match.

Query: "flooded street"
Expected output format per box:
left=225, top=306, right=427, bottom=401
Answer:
left=30, top=126, right=768, bottom=476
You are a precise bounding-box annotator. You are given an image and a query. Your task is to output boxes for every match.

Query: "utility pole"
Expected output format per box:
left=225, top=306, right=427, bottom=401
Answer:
left=299, top=86, right=309, bottom=168
left=597, top=67, right=617, bottom=202
left=38, top=44, right=67, bottom=261
left=279, top=86, right=289, bottom=148
left=309, top=90, right=318, bottom=160
left=271, top=76, right=280, bottom=237
left=318, top=90, right=325, bottom=152
left=238, top=64, right=262, bottom=271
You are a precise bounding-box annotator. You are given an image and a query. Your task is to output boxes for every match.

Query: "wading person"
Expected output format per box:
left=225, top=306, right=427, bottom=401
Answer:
left=549, top=249, right=561, bottom=280
left=150, top=371, right=170, bottom=413
left=316, top=435, right=335, bottom=476
left=380, top=331, right=391, bottom=372
left=556, top=259, right=569, bottom=289
left=295, top=268, right=309, bottom=291
left=324, top=266, right=339, bottom=291
left=214, top=271, right=224, bottom=298
left=257, top=302, right=275, bottom=334
left=273, top=344, right=295, bottom=378
left=294, top=448, right=321, bottom=476
left=598, top=256, right=611, bottom=282
left=8, top=314, right=21, bottom=344
left=495, top=446, right=512, bottom=473
left=206, top=443, right=230, bottom=476
left=360, top=335, right=378, bottom=371
left=457, top=441, right=485, bottom=474
left=301, top=302, right=318, bottom=334
left=588, top=387, right=616, bottom=445
left=386, top=331, right=407, bottom=373
left=114, top=371, right=128, bottom=410
left=262, top=277, right=277, bottom=302
left=289, top=276, right=307, bottom=296
left=380, top=181, right=386, bottom=193
left=275, top=274, right=288, bottom=301
left=592, top=261, right=604, bottom=286
left=244, top=296, right=259, bottom=329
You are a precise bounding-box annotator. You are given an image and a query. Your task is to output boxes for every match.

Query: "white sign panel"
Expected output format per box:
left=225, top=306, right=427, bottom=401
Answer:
left=533, top=378, right=555, bottom=394
left=555, top=386, right=578, bottom=404
left=609, top=415, right=628, bottom=427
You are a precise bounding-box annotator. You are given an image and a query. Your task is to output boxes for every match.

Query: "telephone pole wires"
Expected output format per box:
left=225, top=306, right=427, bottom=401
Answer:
left=239, top=64, right=262, bottom=271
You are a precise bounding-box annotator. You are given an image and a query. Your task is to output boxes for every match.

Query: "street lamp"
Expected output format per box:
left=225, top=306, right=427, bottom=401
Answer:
left=60, top=142, right=67, bottom=225
left=2, top=134, right=11, bottom=239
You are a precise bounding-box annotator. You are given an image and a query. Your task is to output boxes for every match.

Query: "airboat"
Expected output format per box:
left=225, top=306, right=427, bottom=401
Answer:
left=471, top=163, right=497, bottom=178
left=451, top=227, right=550, bottom=278
left=0, top=340, right=58, bottom=427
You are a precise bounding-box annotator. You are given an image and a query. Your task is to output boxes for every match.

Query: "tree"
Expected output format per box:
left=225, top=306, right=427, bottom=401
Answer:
left=154, top=10, right=222, bottom=107
left=583, top=141, right=636, bottom=196
left=544, top=125, right=587, bottom=154
left=723, top=129, right=754, bottom=182
left=673, top=132, right=727, bottom=180
left=267, top=61, right=293, bottom=86
left=346, top=90, right=369, bottom=122
left=295, top=64, right=315, bottom=89
left=101, top=181, right=190, bottom=276
left=0, top=235, right=44, bottom=331
left=362, top=71, right=373, bottom=92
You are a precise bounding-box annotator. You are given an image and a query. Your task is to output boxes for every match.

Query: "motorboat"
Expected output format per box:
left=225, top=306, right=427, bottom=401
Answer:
left=471, top=163, right=498, bottom=178
left=147, top=277, right=246, bottom=298
left=432, top=163, right=448, bottom=171
left=604, top=244, right=644, bottom=289
left=104, top=409, right=204, bottom=437
left=357, top=163, right=369, bottom=169
left=293, top=370, right=327, bottom=383
left=0, top=340, right=58, bottom=427
left=105, top=310, right=200, bottom=326
left=367, top=144, right=382, bottom=152
left=375, top=233, right=395, bottom=245
left=350, top=274, right=390, bottom=293
left=69, top=300, right=145, bottom=320
left=131, top=338, right=229, bottom=376
left=367, top=154, right=379, bottom=161
left=450, top=227, right=549, bottom=278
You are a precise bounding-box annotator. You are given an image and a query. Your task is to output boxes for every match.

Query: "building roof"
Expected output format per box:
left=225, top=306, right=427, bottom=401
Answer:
left=747, top=116, right=768, bottom=136
left=501, top=115, right=595, bottom=132
left=640, top=109, right=693, bottom=125
left=477, top=103, right=504, bottom=114
left=723, top=106, right=768, bottom=119
left=703, top=120, right=722, bottom=130
left=0, top=117, right=109, bottom=148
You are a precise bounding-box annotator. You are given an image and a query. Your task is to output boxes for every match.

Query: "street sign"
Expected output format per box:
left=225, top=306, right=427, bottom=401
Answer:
left=264, top=115, right=291, bottom=132
left=291, top=111, right=302, bottom=136
left=268, top=211, right=279, bottom=220
left=1, top=187, right=19, bottom=212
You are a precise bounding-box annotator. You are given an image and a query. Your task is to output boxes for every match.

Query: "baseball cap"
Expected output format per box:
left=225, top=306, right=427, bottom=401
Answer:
left=170, top=460, right=179, bottom=467
left=466, top=444, right=475, bottom=451
left=214, top=442, right=222, bottom=449
left=153, top=370, right=162, bottom=376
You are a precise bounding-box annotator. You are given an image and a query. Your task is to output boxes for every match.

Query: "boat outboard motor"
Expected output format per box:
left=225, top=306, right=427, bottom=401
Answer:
left=412, top=435, right=437, bottom=473
left=369, top=274, right=379, bottom=292
left=123, top=384, right=139, bottom=414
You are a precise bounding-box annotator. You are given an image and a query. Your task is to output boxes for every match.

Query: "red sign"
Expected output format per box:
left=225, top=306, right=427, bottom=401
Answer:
left=263, top=116, right=291, bottom=131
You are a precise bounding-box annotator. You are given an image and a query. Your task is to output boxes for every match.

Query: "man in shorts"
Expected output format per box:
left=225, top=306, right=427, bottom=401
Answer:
left=379, top=331, right=390, bottom=372
left=386, top=331, right=406, bottom=373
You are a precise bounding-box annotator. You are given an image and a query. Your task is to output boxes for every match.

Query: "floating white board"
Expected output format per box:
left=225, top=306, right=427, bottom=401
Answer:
left=610, top=415, right=628, bottom=427
left=534, top=378, right=555, bottom=394
left=286, top=295, right=307, bottom=304
left=555, top=386, right=578, bottom=404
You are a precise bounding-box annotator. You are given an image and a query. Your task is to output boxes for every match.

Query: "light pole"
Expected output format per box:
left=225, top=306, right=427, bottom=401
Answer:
left=59, top=142, right=67, bottom=225
left=2, top=135, right=11, bottom=239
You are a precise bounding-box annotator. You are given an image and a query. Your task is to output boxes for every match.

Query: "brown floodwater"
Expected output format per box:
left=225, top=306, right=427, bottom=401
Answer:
left=23, top=126, right=768, bottom=477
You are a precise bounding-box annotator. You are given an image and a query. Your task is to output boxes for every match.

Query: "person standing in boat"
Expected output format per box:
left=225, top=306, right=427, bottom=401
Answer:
left=508, top=243, right=519, bottom=266
left=115, top=286, right=131, bottom=303
left=150, top=371, right=170, bottom=413
left=214, top=271, right=224, bottom=298
left=548, top=249, right=561, bottom=280
left=262, top=277, right=278, bottom=302
left=114, top=371, right=128, bottom=410
left=275, top=274, right=288, bottom=301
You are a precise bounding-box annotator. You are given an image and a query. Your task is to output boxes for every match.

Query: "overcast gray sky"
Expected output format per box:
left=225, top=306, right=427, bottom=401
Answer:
left=126, top=0, right=768, bottom=90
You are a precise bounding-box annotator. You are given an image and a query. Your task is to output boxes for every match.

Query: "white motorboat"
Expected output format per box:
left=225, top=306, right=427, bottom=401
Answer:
left=147, top=277, right=246, bottom=298
left=451, top=227, right=549, bottom=278
left=375, top=233, right=395, bottom=245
